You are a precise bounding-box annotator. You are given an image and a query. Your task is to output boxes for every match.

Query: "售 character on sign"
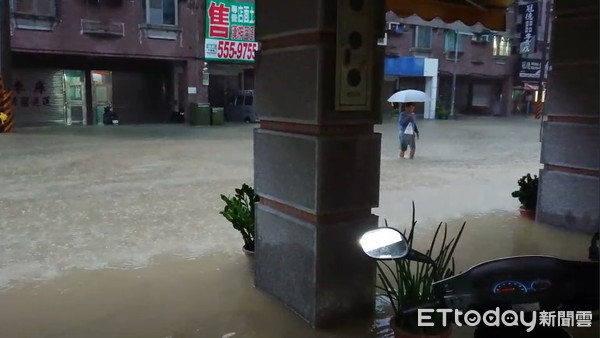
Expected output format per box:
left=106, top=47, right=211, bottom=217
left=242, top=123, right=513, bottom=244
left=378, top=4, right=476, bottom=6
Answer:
left=208, top=1, right=231, bottom=38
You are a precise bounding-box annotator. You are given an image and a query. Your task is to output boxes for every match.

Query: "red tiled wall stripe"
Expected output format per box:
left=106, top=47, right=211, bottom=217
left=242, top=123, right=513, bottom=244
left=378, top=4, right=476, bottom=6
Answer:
left=544, top=164, right=599, bottom=177
left=260, top=197, right=371, bottom=225
left=260, top=120, right=373, bottom=136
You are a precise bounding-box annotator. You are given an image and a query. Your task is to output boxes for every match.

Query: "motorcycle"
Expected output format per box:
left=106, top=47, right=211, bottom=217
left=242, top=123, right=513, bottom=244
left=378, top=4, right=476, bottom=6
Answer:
left=359, top=227, right=599, bottom=338
left=169, top=106, right=185, bottom=124
left=102, top=104, right=119, bottom=125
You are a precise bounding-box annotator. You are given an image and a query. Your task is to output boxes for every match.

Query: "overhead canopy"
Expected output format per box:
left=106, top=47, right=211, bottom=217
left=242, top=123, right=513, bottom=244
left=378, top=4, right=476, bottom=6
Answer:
left=387, top=0, right=517, bottom=31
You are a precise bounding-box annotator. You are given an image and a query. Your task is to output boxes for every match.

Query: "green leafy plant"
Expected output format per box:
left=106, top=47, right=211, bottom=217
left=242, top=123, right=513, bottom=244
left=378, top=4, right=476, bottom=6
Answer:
left=376, top=202, right=466, bottom=335
left=220, top=183, right=259, bottom=251
left=436, top=101, right=450, bottom=119
left=511, top=173, right=538, bottom=210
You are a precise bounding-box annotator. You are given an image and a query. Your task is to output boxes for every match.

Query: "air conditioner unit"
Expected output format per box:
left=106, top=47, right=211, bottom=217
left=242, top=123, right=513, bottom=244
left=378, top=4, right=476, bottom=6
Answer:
left=472, top=34, right=493, bottom=42
left=386, top=22, right=404, bottom=34
left=81, top=19, right=125, bottom=37
left=377, top=33, right=388, bottom=46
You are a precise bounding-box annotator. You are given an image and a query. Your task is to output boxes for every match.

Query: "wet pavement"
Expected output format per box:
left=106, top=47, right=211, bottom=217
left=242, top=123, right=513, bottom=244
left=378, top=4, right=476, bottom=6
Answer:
left=0, top=117, right=596, bottom=337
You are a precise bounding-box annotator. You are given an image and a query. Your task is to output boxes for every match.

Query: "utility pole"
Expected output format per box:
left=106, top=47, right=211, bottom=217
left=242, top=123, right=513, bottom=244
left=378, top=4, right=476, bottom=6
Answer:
left=537, top=0, right=551, bottom=141
left=450, top=30, right=458, bottom=118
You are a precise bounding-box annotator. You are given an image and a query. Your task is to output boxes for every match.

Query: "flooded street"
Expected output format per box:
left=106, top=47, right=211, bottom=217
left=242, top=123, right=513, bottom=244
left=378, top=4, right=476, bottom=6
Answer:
left=0, top=117, right=596, bottom=337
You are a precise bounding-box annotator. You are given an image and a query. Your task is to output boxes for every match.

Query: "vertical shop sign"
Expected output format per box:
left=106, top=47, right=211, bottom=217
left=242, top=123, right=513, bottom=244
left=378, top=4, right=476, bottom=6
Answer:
left=519, top=2, right=538, bottom=54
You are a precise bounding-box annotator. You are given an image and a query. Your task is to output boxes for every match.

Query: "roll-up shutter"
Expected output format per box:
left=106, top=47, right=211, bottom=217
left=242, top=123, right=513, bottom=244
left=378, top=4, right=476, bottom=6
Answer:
left=472, top=83, right=491, bottom=107
left=12, top=69, right=66, bottom=127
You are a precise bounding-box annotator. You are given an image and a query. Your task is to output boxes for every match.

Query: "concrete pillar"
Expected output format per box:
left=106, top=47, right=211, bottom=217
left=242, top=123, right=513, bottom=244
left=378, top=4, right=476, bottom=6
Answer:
left=184, top=59, right=209, bottom=119
left=501, top=75, right=513, bottom=116
left=537, top=0, right=599, bottom=233
left=423, top=58, right=438, bottom=119
left=253, top=0, right=383, bottom=327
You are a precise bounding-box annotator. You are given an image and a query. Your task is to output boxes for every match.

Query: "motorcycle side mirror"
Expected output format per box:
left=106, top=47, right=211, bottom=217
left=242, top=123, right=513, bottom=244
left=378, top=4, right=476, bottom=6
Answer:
left=359, top=227, right=435, bottom=265
left=359, top=227, right=409, bottom=260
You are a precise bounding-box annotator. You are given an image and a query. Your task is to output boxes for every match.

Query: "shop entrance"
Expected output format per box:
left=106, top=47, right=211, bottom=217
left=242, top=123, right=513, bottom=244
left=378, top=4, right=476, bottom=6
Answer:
left=65, top=70, right=86, bottom=125
left=91, top=71, right=113, bottom=125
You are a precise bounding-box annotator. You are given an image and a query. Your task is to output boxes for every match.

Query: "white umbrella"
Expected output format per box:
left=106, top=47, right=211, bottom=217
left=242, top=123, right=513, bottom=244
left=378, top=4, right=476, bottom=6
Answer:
left=388, top=89, right=428, bottom=103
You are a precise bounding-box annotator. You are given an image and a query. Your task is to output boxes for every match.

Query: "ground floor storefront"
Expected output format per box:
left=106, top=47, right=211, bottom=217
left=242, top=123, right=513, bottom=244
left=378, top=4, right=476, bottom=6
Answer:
left=10, top=53, right=209, bottom=128
left=436, top=74, right=508, bottom=116
left=207, top=62, right=254, bottom=108
left=381, top=74, right=510, bottom=119
left=382, top=56, right=511, bottom=119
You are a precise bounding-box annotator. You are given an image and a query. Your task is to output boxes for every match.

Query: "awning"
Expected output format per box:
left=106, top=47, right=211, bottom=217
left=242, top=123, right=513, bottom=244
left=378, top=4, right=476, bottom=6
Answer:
left=387, top=0, right=517, bottom=31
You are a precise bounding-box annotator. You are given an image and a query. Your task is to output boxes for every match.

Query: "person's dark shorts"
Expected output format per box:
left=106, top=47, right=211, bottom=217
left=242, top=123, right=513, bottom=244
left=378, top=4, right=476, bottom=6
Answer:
left=400, top=133, right=416, bottom=151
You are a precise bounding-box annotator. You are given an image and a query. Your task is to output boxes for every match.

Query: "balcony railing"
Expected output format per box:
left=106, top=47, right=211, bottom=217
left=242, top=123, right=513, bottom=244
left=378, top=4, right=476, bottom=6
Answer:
left=80, top=19, right=125, bottom=37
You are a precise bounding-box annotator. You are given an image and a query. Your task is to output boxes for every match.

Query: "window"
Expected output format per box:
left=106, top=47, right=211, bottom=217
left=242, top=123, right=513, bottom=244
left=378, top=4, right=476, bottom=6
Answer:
left=444, top=31, right=464, bottom=52
left=244, top=95, right=253, bottom=106
left=13, top=0, right=56, bottom=16
left=12, top=0, right=57, bottom=31
left=143, top=0, right=177, bottom=26
left=235, top=95, right=245, bottom=106
left=493, top=36, right=511, bottom=57
left=413, top=26, right=432, bottom=50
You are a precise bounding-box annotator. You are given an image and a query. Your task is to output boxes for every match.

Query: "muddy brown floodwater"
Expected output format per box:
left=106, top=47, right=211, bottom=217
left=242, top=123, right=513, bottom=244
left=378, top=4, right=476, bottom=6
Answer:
left=0, top=118, right=597, bottom=337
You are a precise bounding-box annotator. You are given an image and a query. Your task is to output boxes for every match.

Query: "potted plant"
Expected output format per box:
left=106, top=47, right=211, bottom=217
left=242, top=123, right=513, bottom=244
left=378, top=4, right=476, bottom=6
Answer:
left=511, top=173, right=538, bottom=220
left=376, top=203, right=466, bottom=338
left=436, top=102, right=450, bottom=120
left=220, top=183, right=259, bottom=256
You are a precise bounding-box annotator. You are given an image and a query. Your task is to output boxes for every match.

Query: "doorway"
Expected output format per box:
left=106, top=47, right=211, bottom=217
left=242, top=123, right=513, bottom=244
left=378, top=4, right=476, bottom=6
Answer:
left=91, top=70, right=113, bottom=125
left=65, top=70, right=86, bottom=125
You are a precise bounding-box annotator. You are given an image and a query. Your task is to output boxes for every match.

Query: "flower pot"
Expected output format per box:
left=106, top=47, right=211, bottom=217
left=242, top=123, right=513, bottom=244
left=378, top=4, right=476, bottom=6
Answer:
left=390, top=316, right=452, bottom=338
left=519, top=207, right=536, bottom=220
left=242, top=244, right=254, bottom=270
left=242, top=246, right=254, bottom=257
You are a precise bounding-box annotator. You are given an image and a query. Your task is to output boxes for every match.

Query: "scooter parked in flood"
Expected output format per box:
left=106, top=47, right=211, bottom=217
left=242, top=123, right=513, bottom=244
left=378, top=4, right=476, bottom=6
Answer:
left=359, top=228, right=599, bottom=338
left=102, top=104, right=119, bottom=125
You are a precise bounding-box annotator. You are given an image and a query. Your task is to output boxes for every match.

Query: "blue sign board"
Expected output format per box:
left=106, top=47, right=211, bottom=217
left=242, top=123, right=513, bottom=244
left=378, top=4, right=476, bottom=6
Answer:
left=384, top=56, right=425, bottom=76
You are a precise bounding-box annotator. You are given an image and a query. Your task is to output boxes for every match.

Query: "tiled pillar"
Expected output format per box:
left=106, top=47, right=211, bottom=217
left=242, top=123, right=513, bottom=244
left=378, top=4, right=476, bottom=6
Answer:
left=537, top=0, right=599, bottom=232
left=253, top=0, right=384, bottom=327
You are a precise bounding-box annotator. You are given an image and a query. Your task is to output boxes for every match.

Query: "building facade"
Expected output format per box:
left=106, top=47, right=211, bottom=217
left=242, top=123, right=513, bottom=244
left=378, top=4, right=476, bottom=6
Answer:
left=380, top=0, right=553, bottom=119
left=380, top=10, right=518, bottom=118
left=8, top=0, right=255, bottom=127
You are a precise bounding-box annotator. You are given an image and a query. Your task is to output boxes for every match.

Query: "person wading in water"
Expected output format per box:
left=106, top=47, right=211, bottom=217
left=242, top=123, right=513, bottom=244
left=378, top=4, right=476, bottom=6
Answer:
left=398, top=102, right=419, bottom=159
